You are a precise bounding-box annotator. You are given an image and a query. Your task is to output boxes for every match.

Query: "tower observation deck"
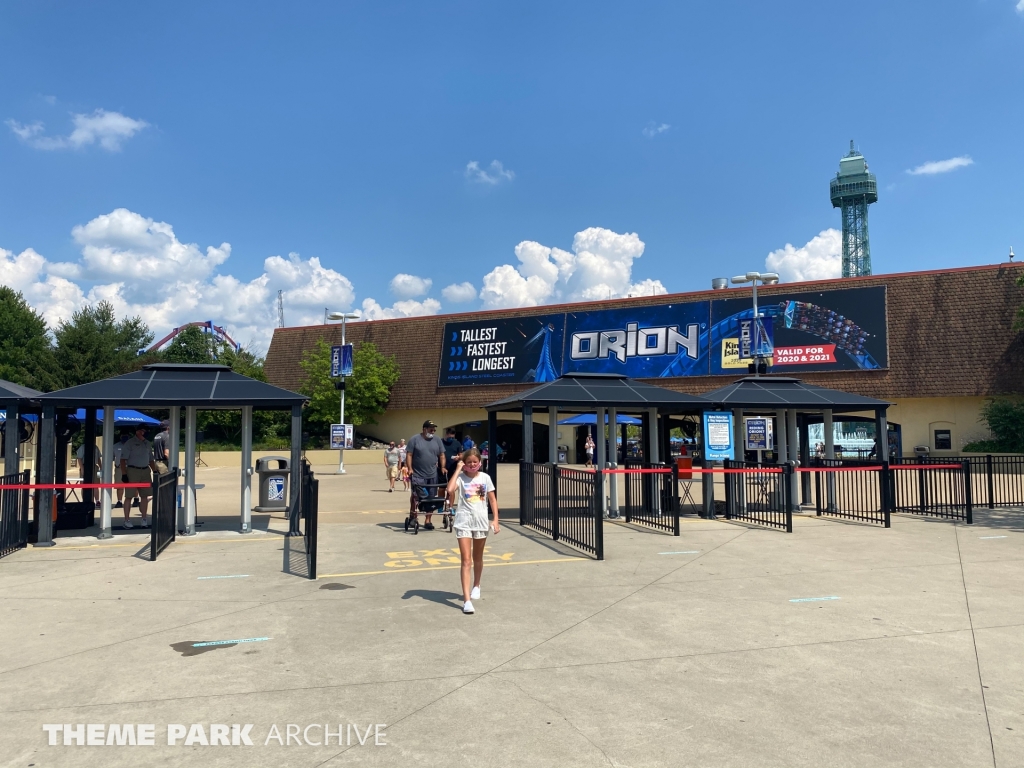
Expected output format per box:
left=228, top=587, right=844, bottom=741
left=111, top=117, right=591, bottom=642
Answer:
left=830, top=140, right=878, bottom=277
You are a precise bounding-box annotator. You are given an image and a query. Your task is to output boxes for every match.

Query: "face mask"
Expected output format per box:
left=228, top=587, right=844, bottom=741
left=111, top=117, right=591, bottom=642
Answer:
left=424, top=432, right=434, bottom=440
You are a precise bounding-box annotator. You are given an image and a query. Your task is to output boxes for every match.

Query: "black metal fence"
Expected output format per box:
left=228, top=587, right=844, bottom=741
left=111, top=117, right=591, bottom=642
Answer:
left=1, top=470, right=30, bottom=559
left=949, top=455, right=1024, bottom=509
left=808, top=459, right=889, bottom=527
left=622, top=462, right=680, bottom=536
left=300, top=459, right=319, bottom=579
left=520, top=462, right=603, bottom=559
left=889, top=458, right=973, bottom=523
left=722, top=460, right=793, bottom=532
left=150, top=469, right=178, bottom=561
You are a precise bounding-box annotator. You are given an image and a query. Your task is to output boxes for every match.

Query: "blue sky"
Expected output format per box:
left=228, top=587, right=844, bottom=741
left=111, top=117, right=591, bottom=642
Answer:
left=2, top=1, right=1022, bottom=349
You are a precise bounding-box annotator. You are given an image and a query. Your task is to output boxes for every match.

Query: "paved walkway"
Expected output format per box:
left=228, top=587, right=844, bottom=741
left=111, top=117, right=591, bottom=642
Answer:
left=0, top=464, right=1021, bottom=767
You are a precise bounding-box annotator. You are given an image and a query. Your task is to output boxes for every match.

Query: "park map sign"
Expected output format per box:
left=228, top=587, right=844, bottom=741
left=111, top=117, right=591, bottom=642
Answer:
left=437, top=286, right=888, bottom=387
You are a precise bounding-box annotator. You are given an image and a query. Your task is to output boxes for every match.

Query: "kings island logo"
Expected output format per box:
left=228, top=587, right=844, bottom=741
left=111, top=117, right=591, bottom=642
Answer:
left=570, top=322, right=700, bottom=362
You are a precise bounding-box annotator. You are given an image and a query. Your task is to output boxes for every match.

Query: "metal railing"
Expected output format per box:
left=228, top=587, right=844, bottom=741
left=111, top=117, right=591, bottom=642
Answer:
left=300, top=460, right=319, bottom=579
left=150, top=469, right=178, bottom=561
left=949, top=455, right=1024, bottom=509
left=1, top=470, right=30, bottom=559
left=808, top=459, right=889, bottom=527
left=723, top=460, right=792, bottom=532
left=889, top=458, right=972, bottom=523
left=520, top=462, right=603, bottom=560
left=622, top=462, right=680, bottom=536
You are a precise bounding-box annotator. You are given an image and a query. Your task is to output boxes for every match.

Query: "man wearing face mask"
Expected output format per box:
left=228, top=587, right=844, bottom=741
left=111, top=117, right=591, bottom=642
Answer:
left=406, top=419, right=446, bottom=530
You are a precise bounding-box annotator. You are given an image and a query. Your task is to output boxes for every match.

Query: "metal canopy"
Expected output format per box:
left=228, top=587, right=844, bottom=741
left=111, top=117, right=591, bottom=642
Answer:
left=0, top=379, right=43, bottom=404
left=701, top=376, right=889, bottom=412
left=484, top=372, right=709, bottom=413
left=37, top=364, right=306, bottom=409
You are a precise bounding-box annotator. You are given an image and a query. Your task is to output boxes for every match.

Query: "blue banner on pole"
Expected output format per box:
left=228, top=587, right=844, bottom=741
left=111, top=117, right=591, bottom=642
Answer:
left=331, top=345, right=353, bottom=377
left=703, top=412, right=734, bottom=461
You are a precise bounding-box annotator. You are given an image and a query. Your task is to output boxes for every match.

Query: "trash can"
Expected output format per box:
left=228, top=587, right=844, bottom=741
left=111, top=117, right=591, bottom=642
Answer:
left=254, top=456, right=290, bottom=512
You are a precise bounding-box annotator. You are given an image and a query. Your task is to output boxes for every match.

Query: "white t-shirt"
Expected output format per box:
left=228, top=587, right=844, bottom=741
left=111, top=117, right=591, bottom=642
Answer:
left=453, top=471, right=495, bottom=531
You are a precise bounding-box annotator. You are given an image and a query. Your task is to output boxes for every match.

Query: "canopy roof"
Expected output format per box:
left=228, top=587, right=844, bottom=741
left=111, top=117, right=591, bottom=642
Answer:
left=37, top=364, right=307, bottom=409
left=701, top=376, right=889, bottom=411
left=485, top=373, right=708, bottom=413
left=0, top=379, right=43, bottom=404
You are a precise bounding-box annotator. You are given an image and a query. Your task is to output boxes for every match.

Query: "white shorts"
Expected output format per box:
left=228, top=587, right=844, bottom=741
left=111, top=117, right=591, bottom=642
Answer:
left=454, top=528, right=488, bottom=540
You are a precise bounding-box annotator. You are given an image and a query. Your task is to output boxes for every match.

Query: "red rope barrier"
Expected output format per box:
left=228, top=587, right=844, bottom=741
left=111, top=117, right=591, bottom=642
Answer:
left=0, top=483, right=152, bottom=490
left=591, top=467, right=783, bottom=475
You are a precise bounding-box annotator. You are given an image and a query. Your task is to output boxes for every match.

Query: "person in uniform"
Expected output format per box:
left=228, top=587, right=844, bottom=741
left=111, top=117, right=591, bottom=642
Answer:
left=153, top=420, right=171, bottom=474
left=120, top=425, right=158, bottom=529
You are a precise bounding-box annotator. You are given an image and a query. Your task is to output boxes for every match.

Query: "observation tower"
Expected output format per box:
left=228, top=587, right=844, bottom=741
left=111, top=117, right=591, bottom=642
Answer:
left=830, top=140, right=878, bottom=277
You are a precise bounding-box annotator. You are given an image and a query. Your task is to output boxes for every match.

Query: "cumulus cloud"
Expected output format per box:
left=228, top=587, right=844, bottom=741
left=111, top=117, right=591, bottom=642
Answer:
left=479, top=227, right=666, bottom=309
left=389, top=273, right=432, bottom=299
left=765, top=229, right=841, bottom=283
left=441, top=281, right=478, bottom=303
left=1018, top=0, right=1024, bottom=14
left=642, top=122, right=670, bottom=138
left=0, top=209, right=359, bottom=352
left=7, top=109, right=148, bottom=151
left=906, top=156, right=973, bottom=175
left=360, top=297, right=442, bottom=320
left=465, top=160, right=515, bottom=185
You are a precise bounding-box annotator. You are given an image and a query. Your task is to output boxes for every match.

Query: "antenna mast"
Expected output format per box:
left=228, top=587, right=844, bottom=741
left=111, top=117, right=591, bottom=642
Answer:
left=277, top=290, right=285, bottom=328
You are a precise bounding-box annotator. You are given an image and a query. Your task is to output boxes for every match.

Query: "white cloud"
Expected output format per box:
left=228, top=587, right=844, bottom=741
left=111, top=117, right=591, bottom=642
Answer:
left=906, top=156, right=973, bottom=175
left=6, top=109, right=147, bottom=151
left=465, top=160, right=515, bottom=185
left=0, top=209, right=360, bottom=352
left=642, top=122, right=670, bottom=138
left=1018, top=0, right=1024, bottom=14
left=360, top=297, right=441, bottom=320
left=479, top=227, right=665, bottom=309
left=765, top=229, right=842, bottom=283
left=441, top=281, right=478, bottom=303
left=389, top=273, right=432, bottom=299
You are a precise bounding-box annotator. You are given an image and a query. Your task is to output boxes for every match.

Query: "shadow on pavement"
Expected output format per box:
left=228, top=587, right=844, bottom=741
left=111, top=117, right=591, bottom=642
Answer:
left=401, top=589, right=463, bottom=610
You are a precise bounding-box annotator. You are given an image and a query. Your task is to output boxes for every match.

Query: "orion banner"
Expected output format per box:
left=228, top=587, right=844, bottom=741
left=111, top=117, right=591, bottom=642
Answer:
left=436, top=286, right=887, bottom=386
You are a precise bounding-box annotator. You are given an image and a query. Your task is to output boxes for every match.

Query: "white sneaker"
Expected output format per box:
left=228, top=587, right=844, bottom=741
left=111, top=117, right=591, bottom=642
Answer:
left=470, top=586, right=481, bottom=600
left=140, top=518, right=151, bottom=528
left=123, top=520, right=133, bottom=529
left=463, top=600, right=475, bottom=614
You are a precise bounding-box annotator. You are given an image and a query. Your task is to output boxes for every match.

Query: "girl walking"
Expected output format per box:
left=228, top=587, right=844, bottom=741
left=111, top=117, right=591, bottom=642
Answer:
left=446, top=448, right=500, bottom=614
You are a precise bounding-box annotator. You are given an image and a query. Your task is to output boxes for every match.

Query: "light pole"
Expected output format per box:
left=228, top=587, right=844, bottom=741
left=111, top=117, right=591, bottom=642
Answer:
left=327, top=311, right=360, bottom=474
left=729, top=271, right=779, bottom=376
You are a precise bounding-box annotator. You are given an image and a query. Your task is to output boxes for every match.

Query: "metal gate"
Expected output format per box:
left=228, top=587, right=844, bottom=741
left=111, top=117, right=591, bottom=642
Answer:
left=520, top=462, right=603, bottom=559
left=622, top=462, right=680, bottom=536
left=300, top=460, right=319, bottom=580
left=722, top=460, right=793, bottom=532
left=150, top=469, right=178, bottom=560
left=889, top=458, right=973, bottom=523
left=809, top=459, right=889, bottom=527
left=1, top=470, right=30, bottom=559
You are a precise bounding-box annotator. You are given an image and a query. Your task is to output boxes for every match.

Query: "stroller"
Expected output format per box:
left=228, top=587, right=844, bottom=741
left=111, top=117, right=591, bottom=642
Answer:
left=405, top=482, right=454, bottom=534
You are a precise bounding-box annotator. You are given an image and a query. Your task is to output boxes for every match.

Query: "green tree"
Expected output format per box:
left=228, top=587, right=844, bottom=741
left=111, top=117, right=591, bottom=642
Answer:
left=0, top=286, right=59, bottom=391
left=979, top=398, right=1024, bottom=452
left=53, top=301, right=154, bottom=387
left=163, top=325, right=215, bottom=363
left=299, top=339, right=400, bottom=434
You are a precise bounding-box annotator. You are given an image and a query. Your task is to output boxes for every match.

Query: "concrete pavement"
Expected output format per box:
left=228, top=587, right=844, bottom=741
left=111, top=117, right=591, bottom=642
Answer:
left=0, top=462, right=1021, bottom=767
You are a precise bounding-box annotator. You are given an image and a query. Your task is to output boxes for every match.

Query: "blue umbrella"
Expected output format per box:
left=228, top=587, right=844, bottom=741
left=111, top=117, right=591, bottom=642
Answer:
left=557, top=413, right=642, bottom=426
left=0, top=409, right=161, bottom=426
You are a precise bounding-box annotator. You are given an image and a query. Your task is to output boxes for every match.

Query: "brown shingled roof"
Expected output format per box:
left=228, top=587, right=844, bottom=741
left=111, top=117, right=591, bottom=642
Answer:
left=264, top=263, right=1024, bottom=408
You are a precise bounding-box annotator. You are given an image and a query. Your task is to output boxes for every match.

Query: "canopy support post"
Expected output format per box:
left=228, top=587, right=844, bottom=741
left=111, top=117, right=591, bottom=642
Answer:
left=240, top=405, right=252, bottom=533
left=548, top=406, right=558, bottom=465
left=3, top=403, right=18, bottom=476
left=487, top=411, right=498, bottom=491
left=183, top=406, right=197, bottom=536
left=824, top=409, right=836, bottom=512
left=35, top=404, right=56, bottom=546
left=522, top=405, right=534, bottom=463
left=786, top=408, right=799, bottom=511
left=83, top=408, right=97, bottom=505
left=798, top=414, right=811, bottom=504
left=874, top=408, right=889, bottom=462
left=288, top=404, right=302, bottom=535
left=99, top=407, right=114, bottom=539
left=595, top=407, right=607, bottom=518
left=775, top=409, right=788, bottom=512
left=608, top=407, right=619, bottom=518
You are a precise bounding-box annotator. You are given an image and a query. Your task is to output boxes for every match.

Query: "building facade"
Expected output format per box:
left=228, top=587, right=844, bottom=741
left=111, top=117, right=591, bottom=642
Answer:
left=266, top=264, right=1024, bottom=459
